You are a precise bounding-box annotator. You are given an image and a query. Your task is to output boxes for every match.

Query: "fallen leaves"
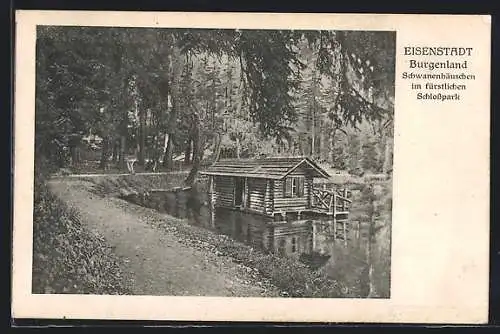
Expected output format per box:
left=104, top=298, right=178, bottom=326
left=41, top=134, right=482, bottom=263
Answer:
left=121, top=194, right=352, bottom=298
left=32, top=181, right=132, bottom=295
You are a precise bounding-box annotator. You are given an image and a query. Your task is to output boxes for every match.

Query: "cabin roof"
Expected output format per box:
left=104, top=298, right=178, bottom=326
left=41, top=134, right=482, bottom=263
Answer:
left=199, top=156, right=331, bottom=180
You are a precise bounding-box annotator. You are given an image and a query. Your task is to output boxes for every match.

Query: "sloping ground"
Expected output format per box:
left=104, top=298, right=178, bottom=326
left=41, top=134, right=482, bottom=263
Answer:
left=32, top=181, right=131, bottom=295
left=47, top=179, right=282, bottom=297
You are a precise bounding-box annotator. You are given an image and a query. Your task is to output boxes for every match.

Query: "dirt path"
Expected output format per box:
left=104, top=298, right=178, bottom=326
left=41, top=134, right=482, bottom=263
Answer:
left=48, top=179, right=281, bottom=297
left=51, top=171, right=188, bottom=178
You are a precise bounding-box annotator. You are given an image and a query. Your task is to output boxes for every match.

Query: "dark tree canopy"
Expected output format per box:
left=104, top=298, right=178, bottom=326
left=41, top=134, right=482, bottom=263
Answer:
left=35, top=26, right=395, bottom=177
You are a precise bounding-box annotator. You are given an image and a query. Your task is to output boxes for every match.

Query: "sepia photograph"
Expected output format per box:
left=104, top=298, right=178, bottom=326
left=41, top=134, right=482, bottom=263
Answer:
left=32, top=26, right=394, bottom=299
left=12, top=12, right=490, bottom=323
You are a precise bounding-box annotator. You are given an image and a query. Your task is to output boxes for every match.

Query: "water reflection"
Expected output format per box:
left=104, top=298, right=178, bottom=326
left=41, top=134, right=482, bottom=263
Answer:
left=200, top=207, right=370, bottom=278
left=141, top=189, right=386, bottom=297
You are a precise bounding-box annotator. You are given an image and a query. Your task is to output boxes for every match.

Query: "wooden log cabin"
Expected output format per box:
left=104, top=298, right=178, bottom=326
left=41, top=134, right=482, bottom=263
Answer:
left=200, top=157, right=351, bottom=220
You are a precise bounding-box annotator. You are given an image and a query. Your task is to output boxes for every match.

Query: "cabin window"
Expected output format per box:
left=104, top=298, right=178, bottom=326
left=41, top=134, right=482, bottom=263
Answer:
left=284, top=177, right=304, bottom=198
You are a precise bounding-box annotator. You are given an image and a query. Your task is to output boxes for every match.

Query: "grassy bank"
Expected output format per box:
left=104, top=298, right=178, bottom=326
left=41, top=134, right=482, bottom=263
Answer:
left=178, top=225, right=355, bottom=298
left=32, top=178, right=132, bottom=295
left=84, top=172, right=189, bottom=196
left=113, top=197, right=356, bottom=298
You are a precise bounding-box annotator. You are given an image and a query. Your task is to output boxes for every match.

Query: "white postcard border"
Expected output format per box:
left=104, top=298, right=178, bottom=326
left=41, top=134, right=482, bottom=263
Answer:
left=12, top=11, right=491, bottom=323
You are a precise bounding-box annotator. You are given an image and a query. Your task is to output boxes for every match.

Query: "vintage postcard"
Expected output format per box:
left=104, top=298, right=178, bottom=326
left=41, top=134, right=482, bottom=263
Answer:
left=12, top=11, right=491, bottom=323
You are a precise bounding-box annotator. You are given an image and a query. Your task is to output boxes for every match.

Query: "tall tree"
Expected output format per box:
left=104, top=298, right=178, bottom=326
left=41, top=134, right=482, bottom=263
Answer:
left=36, top=27, right=395, bottom=180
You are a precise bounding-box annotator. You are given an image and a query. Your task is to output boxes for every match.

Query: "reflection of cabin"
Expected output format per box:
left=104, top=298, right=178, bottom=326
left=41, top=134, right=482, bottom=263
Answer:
left=200, top=157, right=351, bottom=221
left=269, top=223, right=312, bottom=259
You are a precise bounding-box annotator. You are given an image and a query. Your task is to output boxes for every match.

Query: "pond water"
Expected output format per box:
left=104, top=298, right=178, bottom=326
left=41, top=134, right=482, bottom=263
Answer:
left=128, top=187, right=390, bottom=298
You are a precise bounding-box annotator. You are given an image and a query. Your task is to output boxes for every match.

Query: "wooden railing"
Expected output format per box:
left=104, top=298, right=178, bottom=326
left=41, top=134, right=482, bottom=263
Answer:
left=310, top=187, right=352, bottom=215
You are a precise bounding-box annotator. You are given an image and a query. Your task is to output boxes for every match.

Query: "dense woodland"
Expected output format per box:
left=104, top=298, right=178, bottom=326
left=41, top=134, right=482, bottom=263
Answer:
left=35, top=27, right=395, bottom=184
left=33, top=27, right=395, bottom=297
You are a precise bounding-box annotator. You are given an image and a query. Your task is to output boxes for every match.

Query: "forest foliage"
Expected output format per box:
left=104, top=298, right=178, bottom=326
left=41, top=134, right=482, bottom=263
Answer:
left=32, top=27, right=395, bottom=296
left=35, top=27, right=395, bottom=182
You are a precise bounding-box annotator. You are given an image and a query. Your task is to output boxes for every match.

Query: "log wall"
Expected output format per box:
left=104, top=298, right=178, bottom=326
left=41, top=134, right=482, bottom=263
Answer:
left=213, top=175, right=235, bottom=208
left=246, top=178, right=267, bottom=214
left=273, top=166, right=313, bottom=213
left=211, top=167, right=317, bottom=216
left=212, top=176, right=272, bottom=216
left=264, top=180, right=274, bottom=216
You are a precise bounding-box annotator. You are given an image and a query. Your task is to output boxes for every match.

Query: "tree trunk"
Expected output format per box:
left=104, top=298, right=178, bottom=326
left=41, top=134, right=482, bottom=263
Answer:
left=213, top=132, right=222, bottom=163
left=299, top=133, right=307, bottom=156
left=112, top=139, right=119, bottom=163
left=163, top=135, right=174, bottom=169
left=382, top=136, right=392, bottom=174
left=235, top=136, right=240, bottom=159
left=311, top=71, right=317, bottom=159
left=329, top=129, right=336, bottom=165
left=366, top=187, right=377, bottom=298
left=68, top=134, right=81, bottom=167
left=70, top=145, right=78, bottom=167
left=136, top=141, right=140, bottom=163
left=152, top=135, right=158, bottom=165
left=76, top=146, right=81, bottom=165
left=162, top=132, right=168, bottom=163
left=184, top=138, right=192, bottom=165
left=138, top=107, right=146, bottom=166
left=185, top=116, right=202, bottom=186
left=366, top=230, right=377, bottom=298
left=119, top=135, right=127, bottom=170
left=319, top=122, right=326, bottom=162
left=162, top=43, right=183, bottom=168
left=311, top=115, right=315, bottom=158
left=99, top=136, right=110, bottom=170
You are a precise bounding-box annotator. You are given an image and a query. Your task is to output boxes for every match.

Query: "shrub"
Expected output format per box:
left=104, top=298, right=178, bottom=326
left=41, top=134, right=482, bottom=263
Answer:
left=32, top=178, right=131, bottom=295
